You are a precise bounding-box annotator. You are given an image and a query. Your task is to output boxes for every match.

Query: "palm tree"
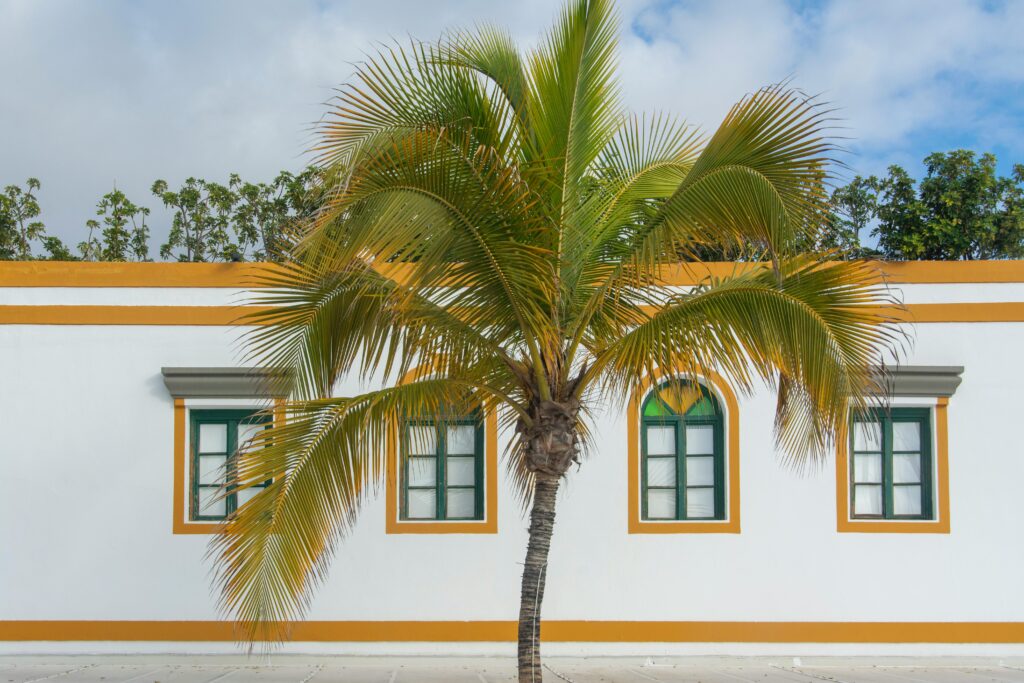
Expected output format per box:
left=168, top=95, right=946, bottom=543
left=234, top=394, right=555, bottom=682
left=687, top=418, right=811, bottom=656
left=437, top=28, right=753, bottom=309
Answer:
left=212, top=1, right=898, bottom=680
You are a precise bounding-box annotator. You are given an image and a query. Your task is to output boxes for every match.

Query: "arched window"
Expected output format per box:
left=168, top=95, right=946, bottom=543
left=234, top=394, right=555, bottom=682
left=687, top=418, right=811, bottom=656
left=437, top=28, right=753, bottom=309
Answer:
left=641, top=379, right=725, bottom=520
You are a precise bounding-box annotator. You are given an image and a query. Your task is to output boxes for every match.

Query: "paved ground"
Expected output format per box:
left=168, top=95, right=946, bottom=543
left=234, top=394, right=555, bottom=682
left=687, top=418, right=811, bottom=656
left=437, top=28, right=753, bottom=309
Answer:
left=4, top=656, right=1024, bottom=682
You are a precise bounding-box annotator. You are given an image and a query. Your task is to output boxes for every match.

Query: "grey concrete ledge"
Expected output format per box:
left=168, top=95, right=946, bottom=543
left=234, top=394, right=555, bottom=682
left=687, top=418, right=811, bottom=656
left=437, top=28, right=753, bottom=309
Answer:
left=872, top=365, right=964, bottom=397
left=161, top=367, right=290, bottom=398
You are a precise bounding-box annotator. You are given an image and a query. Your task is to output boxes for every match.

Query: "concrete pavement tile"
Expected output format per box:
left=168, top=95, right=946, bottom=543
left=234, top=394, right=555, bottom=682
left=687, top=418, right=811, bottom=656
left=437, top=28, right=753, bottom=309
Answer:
left=304, top=666, right=393, bottom=683
left=24, top=666, right=164, bottom=683
left=792, top=667, right=910, bottom=683
left=855, top=667, right=1015, bottom=683
left=950, top=669, right=1024, bottom=683
left=0, top=664, right=98, bottom=683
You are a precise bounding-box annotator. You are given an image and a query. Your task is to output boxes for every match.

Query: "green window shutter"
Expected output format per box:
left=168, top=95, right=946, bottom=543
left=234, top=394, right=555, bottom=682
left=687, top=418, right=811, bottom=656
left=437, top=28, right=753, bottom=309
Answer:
left=401, top=413, right=484, bottom=521
left=640, top=381, right=726, bottom=521
left=850, top=407, right=933, bottom=521
left=189, top=408, right=271, bottom=522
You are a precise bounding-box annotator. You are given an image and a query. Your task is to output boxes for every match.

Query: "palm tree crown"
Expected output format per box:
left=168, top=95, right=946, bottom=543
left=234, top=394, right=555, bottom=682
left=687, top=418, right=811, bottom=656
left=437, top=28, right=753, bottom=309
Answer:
left=212, top=1, right=898, bottom=679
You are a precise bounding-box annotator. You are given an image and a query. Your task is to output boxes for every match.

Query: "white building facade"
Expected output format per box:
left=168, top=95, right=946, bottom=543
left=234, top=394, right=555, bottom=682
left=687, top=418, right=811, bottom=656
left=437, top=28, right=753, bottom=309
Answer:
left=2, top=261, right=1023, bottom=656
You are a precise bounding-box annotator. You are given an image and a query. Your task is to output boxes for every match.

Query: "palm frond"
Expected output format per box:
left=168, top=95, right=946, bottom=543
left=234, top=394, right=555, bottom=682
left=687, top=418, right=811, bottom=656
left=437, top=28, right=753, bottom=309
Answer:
left=240, top=260, right=518, bottom=400
left=561, top=113, right=703, bottom=341
left=301, top=127, right=558, bottom=349
left=525, top=0, right=622, bottom=224
left=625, top=84, right=836, bottom=275
left=440, top=25, right=531, bottom=132
left=315, top=39, right=519, bottom=170
left=210, top=378, right=510, bottom=644
left=588, top=257, right=903, bottom=464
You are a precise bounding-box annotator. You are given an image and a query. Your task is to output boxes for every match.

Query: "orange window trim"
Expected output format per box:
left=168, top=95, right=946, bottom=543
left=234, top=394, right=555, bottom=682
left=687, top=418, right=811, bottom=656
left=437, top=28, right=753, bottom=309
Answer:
left=385, top=365, right=498, bottom=535
left=835, top=398, right=951, bottom=534
left=628, top=367, right=741, bottom=534
left=2, top=619, right=1024, bottom=643
left=173, top=398, right=286, bottom=536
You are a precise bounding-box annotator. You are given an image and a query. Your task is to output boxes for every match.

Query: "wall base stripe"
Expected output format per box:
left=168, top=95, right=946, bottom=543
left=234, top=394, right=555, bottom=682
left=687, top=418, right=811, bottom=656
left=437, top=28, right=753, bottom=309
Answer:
left=2, top=622, right=1024, bottom=643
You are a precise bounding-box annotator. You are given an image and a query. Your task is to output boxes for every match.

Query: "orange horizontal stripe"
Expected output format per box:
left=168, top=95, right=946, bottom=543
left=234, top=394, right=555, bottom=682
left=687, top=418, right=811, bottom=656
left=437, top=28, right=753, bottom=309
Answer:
left=2, top=620, right=1024, bottom=643
left=899, top=302, right=1024, bottom=323
left=4, top=260, right=1024, bottom=288
left=2, top=302, right=1024, bottom=326
left=0, top=262, right=283, bottom=288
left=881, top=260, right=1024, bottom=284
left=0, top=305, right=274, bottom=326
left=654, top=260, right=1024, bottom=285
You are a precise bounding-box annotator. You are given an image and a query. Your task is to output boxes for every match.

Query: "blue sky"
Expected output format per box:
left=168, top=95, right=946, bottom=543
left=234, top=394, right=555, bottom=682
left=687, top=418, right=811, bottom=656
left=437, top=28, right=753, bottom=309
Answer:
left=1, top=0, right=1022, bottom=250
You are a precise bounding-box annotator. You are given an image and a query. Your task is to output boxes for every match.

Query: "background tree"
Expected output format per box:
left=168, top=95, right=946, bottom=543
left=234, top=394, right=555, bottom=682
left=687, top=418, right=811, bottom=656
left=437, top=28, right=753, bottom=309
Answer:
left=79, top=188, right=151, bottom=261
left=0, top=178, right=78, bottom=260
left=875, top=151, right=1024, bottom=260
left=209, top=2, right=900, bottom=681
left=1, top=178, right=46, bottom=259
left=231, top=168, right=321, bottom=261
left=816, top=176, right=880, bottom=258
left=39, top=236, right=78, bottom=260
left=155, top=171, right=321, bottom=262
left=153, top=177, right=238, bottom=262
left=0, top=193, right=15, bottom=260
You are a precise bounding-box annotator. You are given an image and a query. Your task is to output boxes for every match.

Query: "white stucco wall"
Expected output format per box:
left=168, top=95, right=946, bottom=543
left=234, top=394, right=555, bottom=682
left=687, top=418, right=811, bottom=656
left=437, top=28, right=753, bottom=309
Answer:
left=1, top=277, right=1022, bottom=654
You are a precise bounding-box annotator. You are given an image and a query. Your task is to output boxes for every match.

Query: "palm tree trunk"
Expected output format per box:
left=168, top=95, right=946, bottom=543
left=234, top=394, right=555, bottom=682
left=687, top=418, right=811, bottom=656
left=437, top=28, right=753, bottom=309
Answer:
left=517, top=471, right=561, bottom=682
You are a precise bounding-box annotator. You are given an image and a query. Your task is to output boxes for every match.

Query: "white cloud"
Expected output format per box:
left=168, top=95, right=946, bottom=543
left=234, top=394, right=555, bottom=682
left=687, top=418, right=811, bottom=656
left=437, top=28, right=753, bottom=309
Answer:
left=622, top=0, right=1024, bottom=178
left=0, top=0, right=1021, bottom=249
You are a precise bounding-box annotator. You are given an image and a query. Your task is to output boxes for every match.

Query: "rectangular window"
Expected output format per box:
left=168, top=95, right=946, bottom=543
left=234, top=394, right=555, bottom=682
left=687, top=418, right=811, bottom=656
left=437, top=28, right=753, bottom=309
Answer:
left=401, top=416, right=484, bottom=521
left=190, top=409, right=271, bottom=521
left=850, top=407, right=933, bottom=520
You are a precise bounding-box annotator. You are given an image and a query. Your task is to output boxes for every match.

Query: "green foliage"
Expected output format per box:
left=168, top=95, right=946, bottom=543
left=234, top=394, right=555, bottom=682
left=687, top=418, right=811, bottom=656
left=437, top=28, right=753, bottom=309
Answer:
left=875, top=151, right=1024, bottom=260
left=153, top=177, right=238, bottom=262
left=154, top=170, right=321, bottom=262
left=39, top=236, right=78, bottom=261
left=79, top=188, right=151, bottom=261
left=0, top=178, right=47, bottom=260
left=0, top=204, right=13, bottom=260
left=0, top=170, right=321, bottom=262
left=817, top=177, right=880, bottom=258
left=822, top=150, right=1024, bottom=261
left=230, top=168, right=321, bottom=261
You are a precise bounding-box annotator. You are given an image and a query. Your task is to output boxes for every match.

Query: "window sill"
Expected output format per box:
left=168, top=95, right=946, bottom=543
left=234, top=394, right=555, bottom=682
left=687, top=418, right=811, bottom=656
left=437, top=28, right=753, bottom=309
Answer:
left=837, top=518, right=949, bottom=534
left=173, top=520, right=223, bottom=535
left=386, top=519, right=498, bottom=535
left=629, top=518, right=740, bottom=534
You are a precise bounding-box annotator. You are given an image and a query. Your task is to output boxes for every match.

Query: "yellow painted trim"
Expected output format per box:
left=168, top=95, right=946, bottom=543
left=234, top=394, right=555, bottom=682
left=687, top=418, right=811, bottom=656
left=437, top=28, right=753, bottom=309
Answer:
left=836, top=398, right=951, bottom=534
left=0, top=305, right=274, bottom=326
left=172, top=398, right=287, bottom=536
left=882, top=260, right=1024, bottom=284
left=896, top=302, right=1024, bottom=323
left=632, top=302, right=1024, bottom=324
left=0, top=262, right=278, bottom=288
left=385, top=366, right=499, bottom=534
left=6, top=260, right=1024, bottom=288
left=4, top=302, right=1024, bottom=327
left=654, top=260, right=1024, bottom=285
left=2, top=620, right=1024, bottom=643
left=628, top=367, right=741, bottom=534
